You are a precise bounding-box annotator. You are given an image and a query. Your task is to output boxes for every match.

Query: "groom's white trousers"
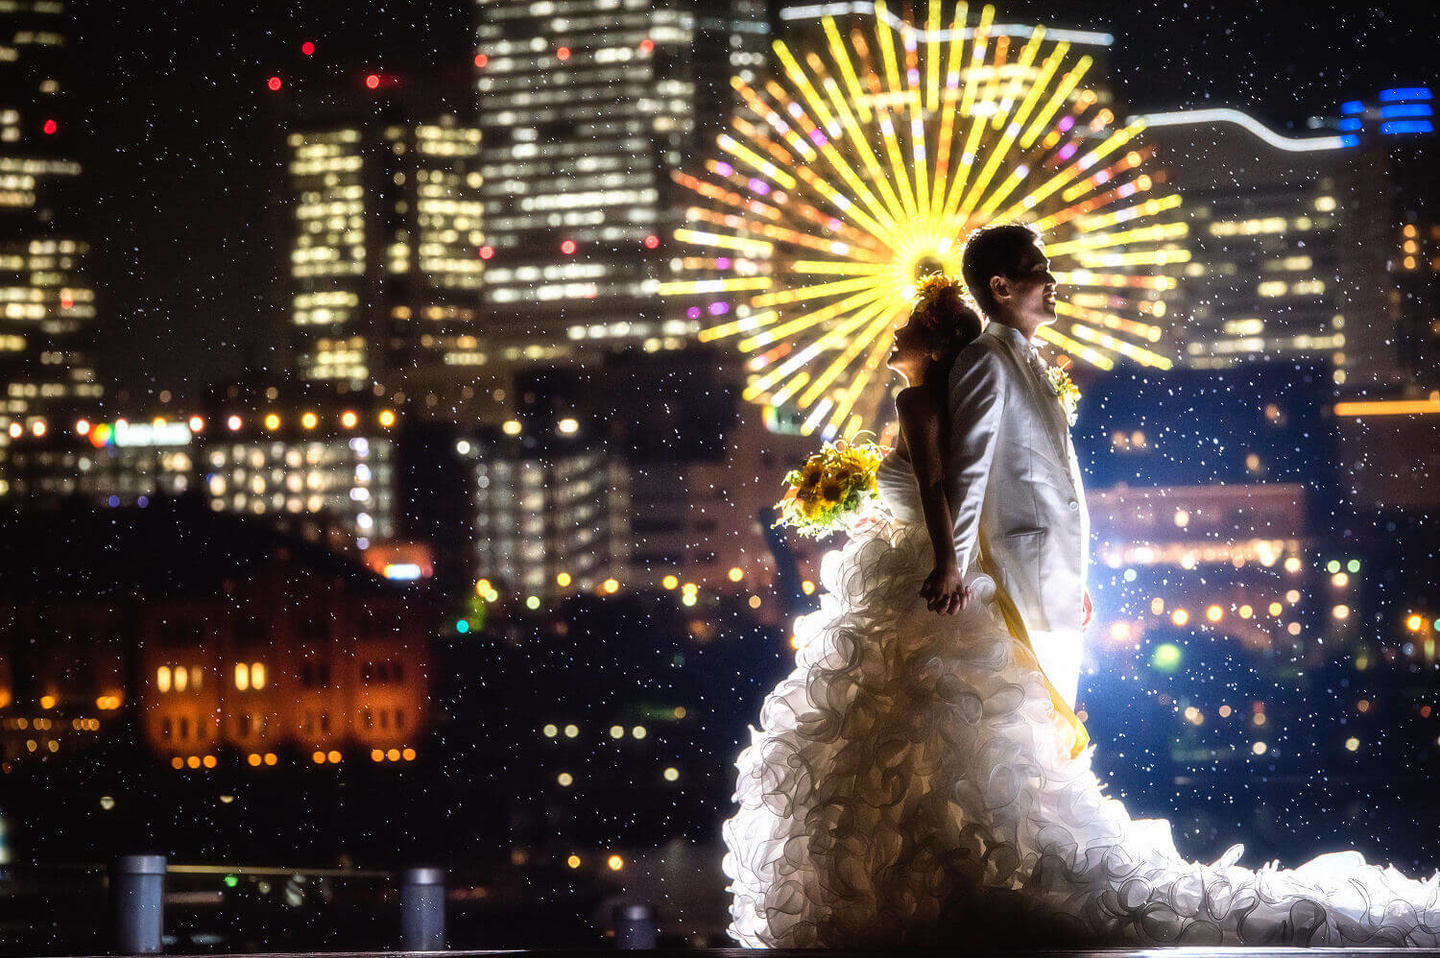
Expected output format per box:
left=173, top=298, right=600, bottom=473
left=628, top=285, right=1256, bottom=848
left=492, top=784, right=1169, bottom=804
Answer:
left=1028, top=628, right=1084, bottom=709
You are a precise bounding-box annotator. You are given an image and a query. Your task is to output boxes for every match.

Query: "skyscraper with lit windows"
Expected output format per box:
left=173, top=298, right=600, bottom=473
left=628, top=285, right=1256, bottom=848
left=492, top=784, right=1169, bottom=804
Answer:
left=0, top=0, right=100, bottom=460
left=283, top=73, right=488, bottom=415
left=1334, top=88, right=1438, bottom=390
left=473, top=0, right=769, bottom=358
left=1141, top=93, right=1435, bottom=391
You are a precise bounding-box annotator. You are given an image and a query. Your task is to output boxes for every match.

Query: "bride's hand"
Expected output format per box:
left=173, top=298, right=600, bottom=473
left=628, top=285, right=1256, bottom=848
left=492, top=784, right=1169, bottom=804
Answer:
left=921, top=563, right=969, bottom=615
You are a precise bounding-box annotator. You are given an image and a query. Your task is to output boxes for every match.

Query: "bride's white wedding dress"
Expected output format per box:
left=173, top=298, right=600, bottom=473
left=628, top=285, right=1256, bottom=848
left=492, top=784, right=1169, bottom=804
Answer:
left=724, top=452, right=1440, bottom=947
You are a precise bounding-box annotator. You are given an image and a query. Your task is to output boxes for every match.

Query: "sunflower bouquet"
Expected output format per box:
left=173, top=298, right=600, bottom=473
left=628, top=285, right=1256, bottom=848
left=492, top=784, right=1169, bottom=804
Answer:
left=774, top=436, right=889, bottom=539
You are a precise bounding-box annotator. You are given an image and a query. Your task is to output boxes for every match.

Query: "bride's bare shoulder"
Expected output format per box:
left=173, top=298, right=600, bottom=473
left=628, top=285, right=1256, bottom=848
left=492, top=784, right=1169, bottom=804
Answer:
left=895, top=385, right=941, bottom=413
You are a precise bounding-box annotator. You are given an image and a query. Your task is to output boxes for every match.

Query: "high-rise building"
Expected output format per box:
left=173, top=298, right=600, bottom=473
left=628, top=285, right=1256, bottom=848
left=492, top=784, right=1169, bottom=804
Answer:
left=462, top=426, right=630, bottom=598
left=474, top=0, right=769, bottom=357
left=1137, top=110, right=1370, bottom=385
left=1140, top=93, right=1437, bottom=392
left=283, top=74, right=489, bottom=415
left=0, top=1, right=100, bottom=463
left=1332, top=88, right=1438, bottom=391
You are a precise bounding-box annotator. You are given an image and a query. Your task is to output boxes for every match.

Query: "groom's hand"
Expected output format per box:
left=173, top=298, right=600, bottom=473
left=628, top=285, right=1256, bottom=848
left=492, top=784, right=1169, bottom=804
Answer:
left=1082, top=590, right=1094, bottom=630
left=921, top=564, right=969, bottom=615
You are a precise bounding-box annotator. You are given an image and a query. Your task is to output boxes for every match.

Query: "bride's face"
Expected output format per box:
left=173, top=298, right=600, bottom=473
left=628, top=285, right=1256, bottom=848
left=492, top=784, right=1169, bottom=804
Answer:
left=886, top=317, right=929, bottom=382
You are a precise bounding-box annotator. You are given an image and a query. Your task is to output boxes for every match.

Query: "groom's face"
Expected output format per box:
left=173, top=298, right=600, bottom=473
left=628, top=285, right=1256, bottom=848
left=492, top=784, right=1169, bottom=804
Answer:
left=1003, top=241, right=1058, bottom=326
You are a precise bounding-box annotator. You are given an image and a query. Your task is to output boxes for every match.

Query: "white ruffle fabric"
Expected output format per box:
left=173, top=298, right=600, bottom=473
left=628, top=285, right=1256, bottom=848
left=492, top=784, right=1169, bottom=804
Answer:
left=723, top=511, right=1440, bottom=947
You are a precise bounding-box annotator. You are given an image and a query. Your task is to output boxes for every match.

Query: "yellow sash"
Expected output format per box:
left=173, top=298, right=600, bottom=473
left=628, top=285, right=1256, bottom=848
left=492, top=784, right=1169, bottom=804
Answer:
left=977, top=542, right=1089, bottom=760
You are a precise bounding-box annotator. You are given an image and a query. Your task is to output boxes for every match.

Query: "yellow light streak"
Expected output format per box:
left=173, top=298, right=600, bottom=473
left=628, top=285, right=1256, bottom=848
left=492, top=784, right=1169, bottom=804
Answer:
left=924, top=0, right=942, bottom=112
left=1036, top=325, right=1115, bottom=370
left=744, top=299, right=893, bottom=399
left=790, top=260, right=893, bottom=276
left=1054, top=301, right=1162, bottom=340
left=928, top=3, right=969, bottom=213
left=764, top=65, right=901, bottom=237
left=796, top=300, right=901, bottom=407
left=1044, top=222, right=1190, bottom=256
left=825, top=318, right=904, bottom=432
left=717, top=134, right=797, bottom=191
left=673, top=228, right=772, bottom=256
left=823, top=18, right=872, bottom=124
left=1334, top=398, right=1440, bottom=417
left=993, top=26, right=1044, bottom=129
left=957, top=4, right=995, bottom=117
left=656, top=277, right=772, bottom=296
left=740, top=287, right=891, bottom=350
left=701, top=309, right=778, bottom=342
left=1019, top=54, right=1089, bottom=149
left=752, top=274, right=880, bottom=309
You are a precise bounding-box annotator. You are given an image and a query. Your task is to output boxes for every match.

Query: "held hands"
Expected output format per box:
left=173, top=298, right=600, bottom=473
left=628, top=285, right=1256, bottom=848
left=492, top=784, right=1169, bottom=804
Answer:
left=921, top=561, right=971, bottom=615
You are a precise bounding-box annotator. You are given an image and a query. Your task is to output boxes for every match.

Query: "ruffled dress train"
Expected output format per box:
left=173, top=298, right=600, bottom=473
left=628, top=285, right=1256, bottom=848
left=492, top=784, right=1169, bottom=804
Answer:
left=723, top=457, right=1440, bottom=948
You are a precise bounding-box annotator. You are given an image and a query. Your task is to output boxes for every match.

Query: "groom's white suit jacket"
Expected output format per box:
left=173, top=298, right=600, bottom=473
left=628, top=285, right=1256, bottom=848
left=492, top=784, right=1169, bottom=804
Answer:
left=946, top=321, right=1089, bottom=634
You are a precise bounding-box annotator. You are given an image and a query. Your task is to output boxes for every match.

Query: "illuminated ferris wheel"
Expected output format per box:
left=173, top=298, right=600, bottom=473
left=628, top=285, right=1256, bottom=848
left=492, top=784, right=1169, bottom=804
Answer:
left=661, top=1, right=1190, bottom=439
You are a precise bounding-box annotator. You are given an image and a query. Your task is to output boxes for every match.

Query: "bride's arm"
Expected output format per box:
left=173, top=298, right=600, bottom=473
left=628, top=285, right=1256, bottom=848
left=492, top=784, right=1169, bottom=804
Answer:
left=897, top=387, right=968, bottom=614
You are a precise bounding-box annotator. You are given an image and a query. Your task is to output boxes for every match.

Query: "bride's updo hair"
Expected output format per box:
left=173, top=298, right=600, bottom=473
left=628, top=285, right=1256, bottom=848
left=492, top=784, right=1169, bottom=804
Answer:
left=909, top=272, right=983, bottom=366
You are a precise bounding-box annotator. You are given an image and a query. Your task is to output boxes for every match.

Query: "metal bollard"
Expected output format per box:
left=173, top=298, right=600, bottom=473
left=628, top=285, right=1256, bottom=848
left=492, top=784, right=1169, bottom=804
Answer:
left=111, top=854, right=166, bottom=954
left=400, top=866, right=446, bottom=951
left=613, top=904, right=658, bottom=949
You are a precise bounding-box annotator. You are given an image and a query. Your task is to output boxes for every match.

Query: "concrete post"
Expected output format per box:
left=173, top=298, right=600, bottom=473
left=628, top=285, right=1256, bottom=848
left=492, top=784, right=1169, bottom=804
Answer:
left=613, top=904, right=658, bottom=949
left=400, top=866, right=445, bottom=951
left=111, top=854, right=166, bottom=954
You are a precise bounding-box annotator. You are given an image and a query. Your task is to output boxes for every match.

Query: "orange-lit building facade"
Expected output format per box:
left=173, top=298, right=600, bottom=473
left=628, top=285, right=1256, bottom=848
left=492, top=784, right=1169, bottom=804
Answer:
left=139, top=558, right=429, bottom=768
left=0, top=507, right=432, bottom=769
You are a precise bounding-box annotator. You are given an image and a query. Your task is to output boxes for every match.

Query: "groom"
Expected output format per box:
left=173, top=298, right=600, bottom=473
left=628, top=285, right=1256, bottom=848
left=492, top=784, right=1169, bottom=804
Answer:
left=946, top=224, right=1092, bottom=709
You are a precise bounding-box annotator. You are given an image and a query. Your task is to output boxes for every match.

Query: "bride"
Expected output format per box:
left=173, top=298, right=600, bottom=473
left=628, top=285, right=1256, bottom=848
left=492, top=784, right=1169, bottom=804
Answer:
left=722, top=226, right=1440, bottom=947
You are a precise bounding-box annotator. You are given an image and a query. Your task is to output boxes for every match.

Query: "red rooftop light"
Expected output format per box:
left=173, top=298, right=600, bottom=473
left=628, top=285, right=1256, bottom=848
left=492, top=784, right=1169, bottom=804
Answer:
left=640, top=39, right=654, bottom=53
left=560, top=240, right=577, bottom=255
left=267, top=76, right=282, bottom=92
left=479, top=246, right=494, bottom=260
left=42, top=119, right=57, bottom=135
left=556, top=46, right=571, bottom=61
left=644, top=234, right=660, bottom=249
left=365, top=74, right=381, bottom=90
left=474, top=53, right=489, bottom=68
left=301, top=40, right=315, bottom=56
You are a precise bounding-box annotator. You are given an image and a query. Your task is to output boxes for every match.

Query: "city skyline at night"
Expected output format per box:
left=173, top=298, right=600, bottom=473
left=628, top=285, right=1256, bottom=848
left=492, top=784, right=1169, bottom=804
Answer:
left=53, top=0, right=1439, bottom=400
left=1, top=2, right=1440, bottom=952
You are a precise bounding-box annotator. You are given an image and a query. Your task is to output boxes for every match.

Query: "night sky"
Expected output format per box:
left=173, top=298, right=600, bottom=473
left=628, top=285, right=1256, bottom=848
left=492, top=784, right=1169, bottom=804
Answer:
left=72, top=1, right=1440, bottom=403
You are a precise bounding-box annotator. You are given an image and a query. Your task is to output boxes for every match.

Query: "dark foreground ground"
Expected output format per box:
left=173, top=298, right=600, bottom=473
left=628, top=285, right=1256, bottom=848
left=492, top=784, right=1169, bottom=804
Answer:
left=53, top=945, right=1440, bottom=950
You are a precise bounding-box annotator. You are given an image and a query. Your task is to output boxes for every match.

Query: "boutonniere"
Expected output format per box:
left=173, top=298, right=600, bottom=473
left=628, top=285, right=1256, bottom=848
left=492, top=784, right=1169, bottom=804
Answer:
left=1043, top=357, right=1081, bottom=426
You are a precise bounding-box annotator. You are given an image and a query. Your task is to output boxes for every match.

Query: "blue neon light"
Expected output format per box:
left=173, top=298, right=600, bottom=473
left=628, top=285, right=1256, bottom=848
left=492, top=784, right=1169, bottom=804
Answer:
left=1340, top=100, right=1364, bottom=115
left=1339, top=118, right=1362, bottom=131
left=1380, top=104, right=1434, bottom=119
left=1340, top=134, right=1361, bottom=148
left=1378, top=87, right=1433, bottom=103
left=1380, top=120, right=1434, bottom=135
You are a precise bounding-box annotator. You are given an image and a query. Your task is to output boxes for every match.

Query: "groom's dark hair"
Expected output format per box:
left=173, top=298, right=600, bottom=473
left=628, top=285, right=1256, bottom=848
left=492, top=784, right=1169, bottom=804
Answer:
left=962, top=224, right=1042, bottom=318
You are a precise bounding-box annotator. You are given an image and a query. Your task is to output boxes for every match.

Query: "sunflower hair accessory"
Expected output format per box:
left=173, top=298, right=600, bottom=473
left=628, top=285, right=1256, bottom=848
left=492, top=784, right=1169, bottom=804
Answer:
left=912, top=272, right=961, bottom=309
